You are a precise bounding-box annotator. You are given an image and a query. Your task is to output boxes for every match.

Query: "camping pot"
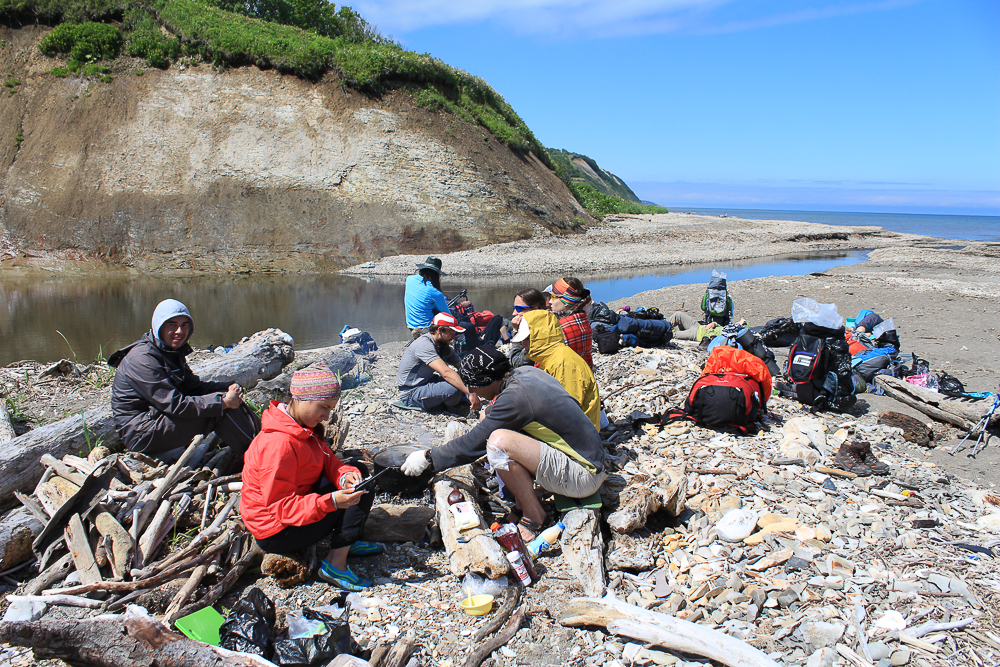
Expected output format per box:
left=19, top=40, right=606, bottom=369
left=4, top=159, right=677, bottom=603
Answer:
left=372, top=445, right=435, bottom=495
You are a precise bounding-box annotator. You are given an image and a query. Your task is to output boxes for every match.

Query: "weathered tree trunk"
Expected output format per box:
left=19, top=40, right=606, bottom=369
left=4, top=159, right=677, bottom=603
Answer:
left=0, top=329, right=294, bottom=511
left=0, top=605, right=277, bottom=667
left=0, top=507, right=43, bottom=570
left=607, top=468, right=687, bottom=535
left=559, top=509, right=606, bottom=597
left=875, top=376, right=996, bottom=430
left=434, top=466, right=509, bottom=578
left=559, top=597, right=780, bottom=667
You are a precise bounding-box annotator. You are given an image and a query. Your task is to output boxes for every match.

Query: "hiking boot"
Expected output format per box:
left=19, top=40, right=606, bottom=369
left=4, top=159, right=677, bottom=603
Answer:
left=857, top=441, right=890, bottom=476
left=833, top=443, right=872, bottom=477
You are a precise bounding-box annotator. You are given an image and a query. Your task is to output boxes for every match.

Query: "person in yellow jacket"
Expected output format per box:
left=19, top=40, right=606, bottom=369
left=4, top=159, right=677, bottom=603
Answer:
left=512, top=309, right=600, bottom=430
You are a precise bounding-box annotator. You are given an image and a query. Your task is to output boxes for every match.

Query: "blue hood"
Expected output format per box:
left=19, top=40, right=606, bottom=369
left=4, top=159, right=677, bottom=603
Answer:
left=151, top=299, right=194, bottom=348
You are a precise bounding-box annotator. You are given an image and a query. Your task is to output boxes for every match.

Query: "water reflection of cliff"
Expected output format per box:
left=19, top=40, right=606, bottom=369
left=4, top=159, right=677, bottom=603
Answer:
left=0, top=251, right=864, bottom=366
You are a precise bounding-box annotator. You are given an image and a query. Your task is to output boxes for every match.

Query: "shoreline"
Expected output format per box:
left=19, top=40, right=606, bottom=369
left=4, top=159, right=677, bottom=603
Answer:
left=342, top=212, right=974, bottom=277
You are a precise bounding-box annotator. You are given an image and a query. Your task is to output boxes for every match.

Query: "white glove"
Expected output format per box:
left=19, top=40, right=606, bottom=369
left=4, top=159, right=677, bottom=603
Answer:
left=401, top=449, right=432, bottom=476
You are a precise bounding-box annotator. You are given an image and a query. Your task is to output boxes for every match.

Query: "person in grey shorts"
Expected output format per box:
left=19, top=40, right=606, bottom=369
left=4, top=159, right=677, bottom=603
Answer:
left=397, top=312, right=481, bottom=413
left=399, top=345, right=607, bottom=543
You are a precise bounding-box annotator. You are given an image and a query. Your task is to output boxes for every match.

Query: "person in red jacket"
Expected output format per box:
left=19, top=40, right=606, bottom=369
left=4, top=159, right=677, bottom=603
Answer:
left=241, top=362, right=382, bottom=591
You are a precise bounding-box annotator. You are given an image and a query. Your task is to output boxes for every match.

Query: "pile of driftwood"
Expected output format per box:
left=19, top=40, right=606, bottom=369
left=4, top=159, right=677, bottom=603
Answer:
left=4, top=434, right=261, bottom=631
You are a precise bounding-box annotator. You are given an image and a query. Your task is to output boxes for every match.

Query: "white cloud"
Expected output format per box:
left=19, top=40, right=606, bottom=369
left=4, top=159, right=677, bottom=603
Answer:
left=352, top=0, right=919, bottom=39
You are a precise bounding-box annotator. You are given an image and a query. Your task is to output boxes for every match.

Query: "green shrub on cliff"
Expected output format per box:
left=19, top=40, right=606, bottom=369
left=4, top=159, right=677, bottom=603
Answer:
left=125, top=7, right=179, bottom=68
left=38, top=21, right=123, bottom=61
left=569, top=182, right=669, bottom=220
left=0, top=0, right=124, bottom=23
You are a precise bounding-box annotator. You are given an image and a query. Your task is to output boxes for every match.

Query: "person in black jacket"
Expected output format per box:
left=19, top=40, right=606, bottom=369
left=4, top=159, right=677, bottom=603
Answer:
left=108, top=299, right=260, bottom=464
left=400, top=345, right=606, bottom=542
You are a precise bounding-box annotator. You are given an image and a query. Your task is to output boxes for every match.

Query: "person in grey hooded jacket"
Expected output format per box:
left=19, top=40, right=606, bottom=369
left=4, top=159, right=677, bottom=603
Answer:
left=109, top=299, right=260, bottom=464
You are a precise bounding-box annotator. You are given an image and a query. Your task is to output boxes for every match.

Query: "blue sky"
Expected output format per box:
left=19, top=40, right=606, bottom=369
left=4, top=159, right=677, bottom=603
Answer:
left=352, top=0, right=1000, bottom=215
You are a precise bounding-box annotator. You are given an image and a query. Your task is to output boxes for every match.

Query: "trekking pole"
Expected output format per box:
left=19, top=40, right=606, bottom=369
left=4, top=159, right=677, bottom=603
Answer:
left=950, top=393, right=999, bottom=456
left=969, top=393, right=1000, bottom=458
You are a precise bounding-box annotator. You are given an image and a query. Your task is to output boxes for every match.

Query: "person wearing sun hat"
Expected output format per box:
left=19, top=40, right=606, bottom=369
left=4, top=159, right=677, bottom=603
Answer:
left=109, top=298, right=260, bottom=465
left=241, top=362, right=383, bottom=591
left=397, top=312, right=482, bottom=413
left=404, top=255, right=451, bottom=332
left=400, top=345, right=607, bottom=543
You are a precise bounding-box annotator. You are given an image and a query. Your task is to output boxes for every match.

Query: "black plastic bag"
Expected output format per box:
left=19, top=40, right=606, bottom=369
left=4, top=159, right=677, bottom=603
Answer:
left=272, top=608, right=356, bottom=666
left=219, top=587, right=276, bottom=658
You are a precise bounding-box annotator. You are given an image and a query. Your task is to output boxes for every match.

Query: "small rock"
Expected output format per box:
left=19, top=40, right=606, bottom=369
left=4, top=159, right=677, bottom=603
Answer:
left=798, top=620, right=845, bottom=650
left=715, top=508, right=758, bottom=542
left=868, top=642, right=892, bottom=661
left=890, top=649, right=911, bottom=666
left=805, top=646, right=836, bottom=667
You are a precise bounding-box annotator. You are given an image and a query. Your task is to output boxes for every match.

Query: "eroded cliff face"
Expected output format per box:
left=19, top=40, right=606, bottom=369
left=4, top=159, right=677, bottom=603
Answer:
left=0, top=26, right=590, bottom=272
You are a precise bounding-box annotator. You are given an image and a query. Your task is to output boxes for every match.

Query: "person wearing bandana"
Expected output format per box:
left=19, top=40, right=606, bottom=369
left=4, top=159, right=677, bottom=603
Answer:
left=399, top=345, right=607, bottom=542
left=548, top=277, right=594, bottom=368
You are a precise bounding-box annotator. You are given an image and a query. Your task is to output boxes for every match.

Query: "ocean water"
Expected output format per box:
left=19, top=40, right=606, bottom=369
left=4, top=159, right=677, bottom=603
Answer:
left=678, top=208, right=1000, bottom=243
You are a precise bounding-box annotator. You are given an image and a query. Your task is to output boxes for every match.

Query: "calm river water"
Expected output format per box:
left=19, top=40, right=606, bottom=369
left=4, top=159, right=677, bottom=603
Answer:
left=0, top=251, right=865, bottom=366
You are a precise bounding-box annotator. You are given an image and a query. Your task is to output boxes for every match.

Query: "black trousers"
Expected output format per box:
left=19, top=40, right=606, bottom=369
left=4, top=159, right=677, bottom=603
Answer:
left=128, top=403, right=260, bottom=459
left=255, top=463, right=375, bottom=555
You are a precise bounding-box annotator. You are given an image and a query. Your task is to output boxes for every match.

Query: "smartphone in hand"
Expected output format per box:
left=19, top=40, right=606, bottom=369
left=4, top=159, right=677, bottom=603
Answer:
left=351, top=468, right=387, bottom=493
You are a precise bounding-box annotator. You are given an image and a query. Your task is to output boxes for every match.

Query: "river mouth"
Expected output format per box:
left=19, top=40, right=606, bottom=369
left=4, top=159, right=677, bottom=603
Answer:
left=0, top=251, right=866, bottom=366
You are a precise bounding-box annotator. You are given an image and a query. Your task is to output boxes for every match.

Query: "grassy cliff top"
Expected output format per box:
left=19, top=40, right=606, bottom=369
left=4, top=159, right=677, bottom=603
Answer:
left=0, top=0, right=551, bottom=167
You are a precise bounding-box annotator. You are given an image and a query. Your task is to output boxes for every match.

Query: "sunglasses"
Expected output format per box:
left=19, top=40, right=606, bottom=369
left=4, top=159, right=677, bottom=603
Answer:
left=512, top=304, right=531, bottom=313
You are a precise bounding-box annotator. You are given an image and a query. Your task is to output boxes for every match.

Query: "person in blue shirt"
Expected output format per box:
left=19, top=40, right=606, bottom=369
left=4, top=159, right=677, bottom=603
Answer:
left=404, top=256, right=494, bottom=351
left=404, top=256, right=451, bottom=330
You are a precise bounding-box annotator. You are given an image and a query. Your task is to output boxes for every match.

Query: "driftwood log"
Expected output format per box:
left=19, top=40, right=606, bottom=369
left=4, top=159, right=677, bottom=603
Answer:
left=607, top=468, right=687, bottom=535
left=877, top=411, right=932, bottom=446
left=462, top=605, right=527, bottom=667
left=0, top=604, right=276, bottom=667
left=0, top=329, right=294, bottom=511
left=559, top=509, right=607, bottom=597
left=559, top=596, right=780, bottom=667
left=875, top=376, right=997, bottom=430
left=0, top=506, right=43, bottom=570
left=434, top=465, right=509, bottom=578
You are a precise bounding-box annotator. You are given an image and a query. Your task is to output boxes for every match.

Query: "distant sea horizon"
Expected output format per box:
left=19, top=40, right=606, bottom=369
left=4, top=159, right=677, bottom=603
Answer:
left=673, top=208, right=1000, bottom=243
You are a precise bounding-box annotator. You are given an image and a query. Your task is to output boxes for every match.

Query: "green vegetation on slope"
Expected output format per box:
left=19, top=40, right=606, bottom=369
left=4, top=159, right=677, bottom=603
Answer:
left=548, top=148, right=641, bottom=203
left=548, top=148, right=668, bottom=219
left=0, top=0, right=551, bottom=166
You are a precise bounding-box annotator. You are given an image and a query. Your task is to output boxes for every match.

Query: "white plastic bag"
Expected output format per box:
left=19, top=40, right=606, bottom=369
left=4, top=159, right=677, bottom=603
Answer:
left=872, top=318, right=895, bottom=340
left=790, top=298, right=844, bottom=329
left=286, top=611, right=328, bottom=639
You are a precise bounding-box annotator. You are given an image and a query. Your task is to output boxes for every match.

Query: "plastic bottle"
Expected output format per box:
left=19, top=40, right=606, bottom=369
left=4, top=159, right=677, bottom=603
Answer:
left=526, top=521, right=565, bottom=559
left=506, top=551, right=532, bottom=587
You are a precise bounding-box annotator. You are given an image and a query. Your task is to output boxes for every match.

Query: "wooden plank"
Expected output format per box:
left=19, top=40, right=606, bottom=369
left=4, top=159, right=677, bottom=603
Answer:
left=64, top=514, right=101, bottom=586
left=875, top=376, right=990, bottom=430
left=39, top=455, right=87, bottom=487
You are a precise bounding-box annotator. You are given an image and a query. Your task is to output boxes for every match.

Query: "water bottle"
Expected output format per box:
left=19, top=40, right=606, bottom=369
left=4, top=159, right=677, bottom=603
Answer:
left=527, top=521, right=565, bottom=559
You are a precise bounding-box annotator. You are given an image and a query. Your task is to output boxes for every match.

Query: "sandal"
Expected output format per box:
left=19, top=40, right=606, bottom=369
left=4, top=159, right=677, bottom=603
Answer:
left=517, top=516, right=546, bottom=542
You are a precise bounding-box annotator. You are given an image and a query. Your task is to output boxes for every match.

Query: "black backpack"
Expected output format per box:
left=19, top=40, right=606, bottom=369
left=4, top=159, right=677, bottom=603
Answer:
left=589, top=302, right=619, bottom=327
left=756, top=317, right=801, bottom=348
left=786, top=323, right=856, bottom=412
left=632, top=307, right=664, bottom=320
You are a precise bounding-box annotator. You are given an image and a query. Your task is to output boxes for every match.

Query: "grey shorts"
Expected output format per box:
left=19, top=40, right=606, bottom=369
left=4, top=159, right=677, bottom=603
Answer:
left=535, top=444, right=606, bottom=498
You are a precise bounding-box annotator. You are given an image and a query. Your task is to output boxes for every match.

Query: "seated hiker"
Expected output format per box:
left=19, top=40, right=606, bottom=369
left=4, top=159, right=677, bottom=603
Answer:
left=397, top=313, right=482, bottom=412
left=548, top=277, right=595, bottom=367
left=514, top=310, right=600, bottom=430
left=668, top=312, right=724, bottom=342
left=241, top=363, right=382, bottom=591
left=852, top=309, right=883, bottom=334
left=109, top=299, right=260, bottom=465
left=400, top=345, right=607, bottom=543
left=403, top=256, right=489, bottom=351
left=456, top=297, right=504, bottom=346
left=508, top=287, right=547, bottom=366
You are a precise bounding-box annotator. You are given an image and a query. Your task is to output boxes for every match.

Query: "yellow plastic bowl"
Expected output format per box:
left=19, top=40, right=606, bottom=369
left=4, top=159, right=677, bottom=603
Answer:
left=460, top=594, right=494, bottom=616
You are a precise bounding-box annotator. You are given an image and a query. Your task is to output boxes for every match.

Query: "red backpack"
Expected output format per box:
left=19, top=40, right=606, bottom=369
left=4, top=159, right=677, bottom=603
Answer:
left=661, top=347, right=769, bottom=434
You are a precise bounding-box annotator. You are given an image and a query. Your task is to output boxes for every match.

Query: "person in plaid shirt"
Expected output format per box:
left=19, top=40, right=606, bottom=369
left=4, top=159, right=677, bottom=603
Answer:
left=549, top=277, right=594, bottom=368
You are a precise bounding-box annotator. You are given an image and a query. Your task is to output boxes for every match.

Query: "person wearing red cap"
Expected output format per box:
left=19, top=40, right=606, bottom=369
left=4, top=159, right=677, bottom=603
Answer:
left=396, top=313, right=482, bottom=413
left=242, top=362, right=382, bottom=591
